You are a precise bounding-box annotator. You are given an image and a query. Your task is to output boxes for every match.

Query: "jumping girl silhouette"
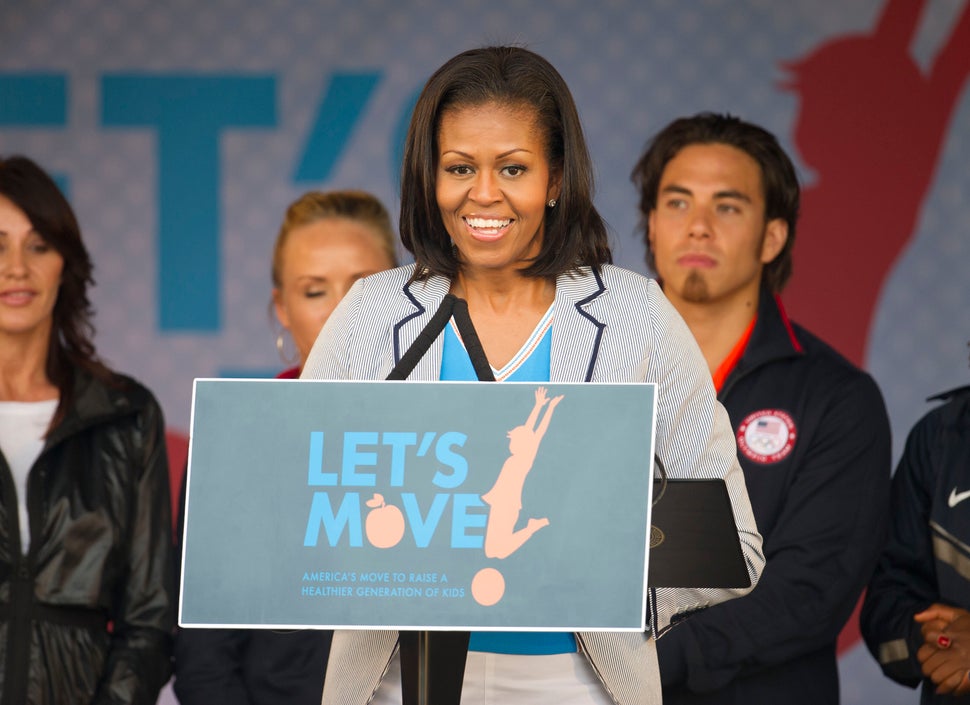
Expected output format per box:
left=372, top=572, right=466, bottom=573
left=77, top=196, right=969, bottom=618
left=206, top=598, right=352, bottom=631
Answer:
left=481, top=386, right=563, bottom=559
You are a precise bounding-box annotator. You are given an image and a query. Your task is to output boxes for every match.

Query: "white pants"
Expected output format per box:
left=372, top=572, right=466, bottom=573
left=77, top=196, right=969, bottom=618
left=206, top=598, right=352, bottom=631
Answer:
left=371, top=650, right=615, bottom=705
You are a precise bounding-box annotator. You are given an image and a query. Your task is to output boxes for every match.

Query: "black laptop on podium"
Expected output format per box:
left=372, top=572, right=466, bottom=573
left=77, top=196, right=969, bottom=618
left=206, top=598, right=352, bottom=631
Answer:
left=647, top=478, right=751, bottom=588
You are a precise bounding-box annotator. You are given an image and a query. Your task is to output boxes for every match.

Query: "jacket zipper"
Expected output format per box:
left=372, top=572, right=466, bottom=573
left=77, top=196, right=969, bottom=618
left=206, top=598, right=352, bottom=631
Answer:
left=4, top=559, right=32, bottom=705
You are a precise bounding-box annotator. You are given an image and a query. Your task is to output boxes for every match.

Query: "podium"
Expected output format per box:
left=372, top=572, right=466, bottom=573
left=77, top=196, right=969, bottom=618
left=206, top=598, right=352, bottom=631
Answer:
left=178, top=379, right=747, bottom=704
left=395, top=478, right=750, bottom=705
left=647, top=478, right=751, bottom=589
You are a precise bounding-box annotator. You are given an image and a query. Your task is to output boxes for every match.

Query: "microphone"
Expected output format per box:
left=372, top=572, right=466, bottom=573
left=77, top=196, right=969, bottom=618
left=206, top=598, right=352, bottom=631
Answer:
left=452, top=298, right=495, bottom=382
left=389, top=295, right=493, bottom=705
left=385, top=294, right=495, bottom=382
left=386, top=294, right=458, bottom=380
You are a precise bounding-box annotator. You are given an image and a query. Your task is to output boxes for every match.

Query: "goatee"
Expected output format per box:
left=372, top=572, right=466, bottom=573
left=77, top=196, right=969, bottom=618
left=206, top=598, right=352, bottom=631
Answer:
left=681, top=270, right=710, bottom=303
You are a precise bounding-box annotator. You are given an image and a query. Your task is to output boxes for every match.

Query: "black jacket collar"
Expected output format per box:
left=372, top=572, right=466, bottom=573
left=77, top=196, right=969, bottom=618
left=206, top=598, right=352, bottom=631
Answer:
left=722, top=287, right=805, bottom=396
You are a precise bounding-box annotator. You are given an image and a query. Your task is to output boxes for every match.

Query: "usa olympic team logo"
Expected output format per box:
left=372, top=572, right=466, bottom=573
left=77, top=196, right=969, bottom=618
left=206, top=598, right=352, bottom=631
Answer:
left=737, top=409, right=796, bottom=464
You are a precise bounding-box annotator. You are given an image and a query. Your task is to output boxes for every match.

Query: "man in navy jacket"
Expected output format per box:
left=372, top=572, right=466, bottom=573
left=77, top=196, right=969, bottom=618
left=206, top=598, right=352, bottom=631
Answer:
left=631, top=112, right=891, bottom=704
left=862, top=383, right=970, bottom=702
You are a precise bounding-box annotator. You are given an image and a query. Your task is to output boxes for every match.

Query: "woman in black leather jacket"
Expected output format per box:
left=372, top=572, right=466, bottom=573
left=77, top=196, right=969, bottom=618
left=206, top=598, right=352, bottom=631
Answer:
left=0, top=155, right=175, bottom=704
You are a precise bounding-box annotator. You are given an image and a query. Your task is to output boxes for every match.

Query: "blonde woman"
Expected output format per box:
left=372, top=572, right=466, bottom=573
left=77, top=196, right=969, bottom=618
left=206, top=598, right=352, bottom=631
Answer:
left=174, top=190, right=397, bottom=705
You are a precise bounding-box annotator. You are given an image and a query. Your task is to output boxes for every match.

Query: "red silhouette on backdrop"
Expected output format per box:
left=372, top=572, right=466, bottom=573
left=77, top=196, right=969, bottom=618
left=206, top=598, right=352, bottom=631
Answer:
left=780, top=0, right=970, bottom=655
left=782, top=0, right=970, bottom=367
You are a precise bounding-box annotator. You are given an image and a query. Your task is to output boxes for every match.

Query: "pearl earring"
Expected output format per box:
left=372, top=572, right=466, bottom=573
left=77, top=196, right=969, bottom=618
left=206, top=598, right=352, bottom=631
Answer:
left=547, top=199, right=557, bottom=208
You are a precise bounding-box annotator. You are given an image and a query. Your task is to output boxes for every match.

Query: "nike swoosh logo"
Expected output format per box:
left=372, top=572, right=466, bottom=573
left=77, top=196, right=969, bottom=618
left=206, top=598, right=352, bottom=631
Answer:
left=948, top=488, right=970, bottom=508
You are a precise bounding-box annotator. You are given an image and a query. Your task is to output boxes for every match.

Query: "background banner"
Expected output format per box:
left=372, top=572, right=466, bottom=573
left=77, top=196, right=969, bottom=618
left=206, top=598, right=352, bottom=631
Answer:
left=4, top=1, right=968, bottom=701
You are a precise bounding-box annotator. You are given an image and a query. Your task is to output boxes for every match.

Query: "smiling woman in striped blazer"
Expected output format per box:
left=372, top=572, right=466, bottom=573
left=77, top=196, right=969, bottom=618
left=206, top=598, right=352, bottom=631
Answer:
left=301, top=45, right=764, bottom=705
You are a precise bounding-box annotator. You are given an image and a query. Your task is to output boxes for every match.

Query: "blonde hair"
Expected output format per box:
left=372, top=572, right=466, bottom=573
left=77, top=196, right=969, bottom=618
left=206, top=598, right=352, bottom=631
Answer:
left=271, top=190, right=398, bottom=287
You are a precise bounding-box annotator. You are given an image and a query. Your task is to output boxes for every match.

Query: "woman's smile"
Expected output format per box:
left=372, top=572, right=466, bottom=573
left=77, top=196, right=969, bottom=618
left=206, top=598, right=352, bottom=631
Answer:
left=463, top=215, right=514, bottom=241
left=436, top=101, right=559, bottom=274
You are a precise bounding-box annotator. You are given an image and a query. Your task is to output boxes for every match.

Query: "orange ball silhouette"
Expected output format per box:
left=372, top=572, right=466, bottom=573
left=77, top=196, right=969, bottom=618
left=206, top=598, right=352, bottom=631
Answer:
left=364, top=493, right=405, bottom=548
left=472, top=568, right=505, bottom=606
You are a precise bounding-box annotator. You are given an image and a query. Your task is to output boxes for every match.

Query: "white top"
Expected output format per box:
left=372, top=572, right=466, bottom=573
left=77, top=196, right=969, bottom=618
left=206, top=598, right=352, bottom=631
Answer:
left=0, top=399, right=57, bottom=553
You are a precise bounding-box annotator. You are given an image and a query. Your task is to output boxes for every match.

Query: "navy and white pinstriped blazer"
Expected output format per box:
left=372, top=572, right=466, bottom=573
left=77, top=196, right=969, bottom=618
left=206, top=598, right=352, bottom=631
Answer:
left=302, top=263, right=764, bottom=705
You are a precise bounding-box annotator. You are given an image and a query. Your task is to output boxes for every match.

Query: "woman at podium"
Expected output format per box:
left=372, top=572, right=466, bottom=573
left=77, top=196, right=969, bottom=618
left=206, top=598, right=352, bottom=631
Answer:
left=302, top=46, right=764, bottom=705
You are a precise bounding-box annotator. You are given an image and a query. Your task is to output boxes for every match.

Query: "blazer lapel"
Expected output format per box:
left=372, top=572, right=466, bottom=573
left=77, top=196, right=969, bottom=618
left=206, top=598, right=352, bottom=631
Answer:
left=393, top=273, right=451, bottom=382
left=551, top=267, right=607, bottom=383
left=390, top=268, right=608, bottom=384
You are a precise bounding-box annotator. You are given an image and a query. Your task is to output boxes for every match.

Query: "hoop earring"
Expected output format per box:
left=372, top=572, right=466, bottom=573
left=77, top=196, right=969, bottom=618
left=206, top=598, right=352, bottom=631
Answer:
left=275, top=332, right=299, bottom=366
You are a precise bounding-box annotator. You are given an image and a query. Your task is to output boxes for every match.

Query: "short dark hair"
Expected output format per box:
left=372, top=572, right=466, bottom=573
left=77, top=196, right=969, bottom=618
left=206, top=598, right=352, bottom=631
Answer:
left=0, top=155, right=112, bottom=423
left=400, top=45, right=611, bottom=280
left=631, top=112, right=800, bottom=293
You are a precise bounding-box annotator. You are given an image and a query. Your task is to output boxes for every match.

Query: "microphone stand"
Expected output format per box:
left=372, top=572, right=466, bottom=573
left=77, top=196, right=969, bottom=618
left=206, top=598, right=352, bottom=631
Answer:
left=389, top=294, right=493, bottom=705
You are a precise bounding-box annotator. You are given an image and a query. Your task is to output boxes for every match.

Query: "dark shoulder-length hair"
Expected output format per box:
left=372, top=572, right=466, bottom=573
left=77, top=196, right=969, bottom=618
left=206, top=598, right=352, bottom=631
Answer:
left=400, top=45, right=611, bottom=280
left=0, top=155, right=113, bottom=422
left=631, top=112, right=800, bottom=293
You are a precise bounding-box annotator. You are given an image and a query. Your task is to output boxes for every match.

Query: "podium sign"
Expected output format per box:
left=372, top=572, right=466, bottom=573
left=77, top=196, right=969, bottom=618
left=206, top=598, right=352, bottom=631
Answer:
left=180, top=379, right=656, bottom=632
